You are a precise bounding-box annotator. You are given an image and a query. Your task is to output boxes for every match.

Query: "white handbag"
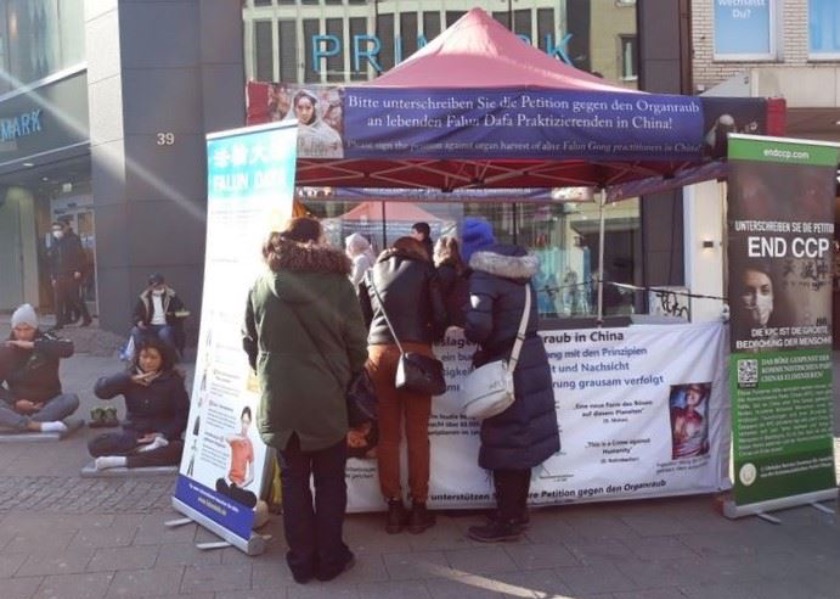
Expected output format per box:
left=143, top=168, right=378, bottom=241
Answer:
left=461, top=285, right=531, bottom=420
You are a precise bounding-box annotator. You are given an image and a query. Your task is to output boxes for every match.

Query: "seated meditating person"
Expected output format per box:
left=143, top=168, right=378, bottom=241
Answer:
left=88, top=336, right=189, bottom=470
left=0, top=303, right=79, bottom=433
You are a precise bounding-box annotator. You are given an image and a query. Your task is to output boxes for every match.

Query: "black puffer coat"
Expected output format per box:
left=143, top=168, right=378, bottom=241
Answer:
left=464, top=245, right=559, bottom=470
left=94, top=370, right=189, bottom=441
left=360, top=247, right=447, bottom=346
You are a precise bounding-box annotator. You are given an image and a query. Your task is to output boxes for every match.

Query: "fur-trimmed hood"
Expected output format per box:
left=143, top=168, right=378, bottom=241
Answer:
left=267, top=238, right=351, bottom=275
left=469, top=248, right=539, bottom=282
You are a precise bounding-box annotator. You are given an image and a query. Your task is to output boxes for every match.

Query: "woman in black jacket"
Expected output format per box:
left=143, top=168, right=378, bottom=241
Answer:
left=359, top=236, right=447, bottom=535
left=433, top=235, right=469, bottom=328
left=461, top=218, right=559, bottom=543
left=88, top=336, right=189, bottom=470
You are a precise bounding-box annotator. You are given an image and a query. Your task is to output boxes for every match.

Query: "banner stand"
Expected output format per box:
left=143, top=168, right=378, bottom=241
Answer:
left=722, top=488, right=838, bottom=521
left=169, top=498, right=267, bottom=555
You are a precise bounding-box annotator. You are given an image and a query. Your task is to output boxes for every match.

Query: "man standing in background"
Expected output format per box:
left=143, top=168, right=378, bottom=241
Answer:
left=47, top=220, right=91, bottom=329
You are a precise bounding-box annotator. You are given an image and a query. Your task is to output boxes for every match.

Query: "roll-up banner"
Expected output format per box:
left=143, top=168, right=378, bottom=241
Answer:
left=173, top=122, right=298, bottom=554
left=725, top=134, right=838, bottom=518
left=346, top=322, right=729, bottom=511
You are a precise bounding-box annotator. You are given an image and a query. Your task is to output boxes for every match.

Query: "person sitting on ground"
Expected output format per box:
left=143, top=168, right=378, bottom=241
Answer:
left=88, top=336, right=189, bottom=470
left=0, top=303, right=79, bottom=434
left=131, top=273, right=189, bottom=357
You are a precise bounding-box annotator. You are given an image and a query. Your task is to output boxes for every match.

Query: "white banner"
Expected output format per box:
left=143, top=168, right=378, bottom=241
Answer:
left=347, top=321, right=729, bottom=511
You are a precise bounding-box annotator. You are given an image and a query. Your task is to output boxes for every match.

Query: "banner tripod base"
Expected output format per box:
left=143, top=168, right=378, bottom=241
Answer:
left=722, top=488, right=839, bottom=522
left=171, top=497, right=266, bottom=556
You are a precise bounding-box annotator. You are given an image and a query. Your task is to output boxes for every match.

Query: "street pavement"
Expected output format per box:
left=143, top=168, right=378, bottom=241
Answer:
left=0, top=321, right=839, bottom=598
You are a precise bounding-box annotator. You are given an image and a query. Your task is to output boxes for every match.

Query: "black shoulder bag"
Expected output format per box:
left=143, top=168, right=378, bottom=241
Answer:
left=366, top=272, right=447, bottom=396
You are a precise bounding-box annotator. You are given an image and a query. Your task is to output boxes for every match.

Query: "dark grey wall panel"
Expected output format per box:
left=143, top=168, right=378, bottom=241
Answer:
left=125, top=199, right=205, bottom=267
left=637, top=0, right=689, bottom=292
left=201, top=65, right=245, bottom=131
left=122, top=134, right=206, bottom=206
left=91, top=203, right=130, bottom=268
left=122, top=68, right=203, bottom=134
left=118, top=2, right=200, bottom=69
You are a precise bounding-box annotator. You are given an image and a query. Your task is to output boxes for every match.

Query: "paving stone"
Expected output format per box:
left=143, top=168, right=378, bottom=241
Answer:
left=0, top=553, right=27, bottom=578
left=444, top=546, right=519, bottom=576
left=382, top=550, right=451, bottom=581
left=87, top=545, right=159, bottom=572
left=155, top=542, right=223, bottom=567
left=33, top=571, right=114, bottom=599
left=106, top=566, right=185, bottom=598
left=179, top=563, right=253, bottom=594
left=502, top=541, right=579, bottom=570
left=355, top=579, right=433, bottom=599
left=1, top=576, right=44, bottom=599
left=16, top=549, right=95, bottom=577
left=554, top=563, right=640, bottom=595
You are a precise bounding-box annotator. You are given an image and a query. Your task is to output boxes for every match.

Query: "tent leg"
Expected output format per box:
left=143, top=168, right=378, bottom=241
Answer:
left=596, top=189, right=606, bottom=325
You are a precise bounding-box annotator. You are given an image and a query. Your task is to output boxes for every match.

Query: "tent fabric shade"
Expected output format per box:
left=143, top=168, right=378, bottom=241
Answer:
left=246, top=8, right=785, bottom=197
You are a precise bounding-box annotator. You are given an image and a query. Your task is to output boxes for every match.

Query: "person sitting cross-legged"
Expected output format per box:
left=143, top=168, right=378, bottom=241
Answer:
left=88, top=336, right=189, bottom=470
left=0, top=304, right=79, bottom=434
left=131, top=273, right=188, bottom=358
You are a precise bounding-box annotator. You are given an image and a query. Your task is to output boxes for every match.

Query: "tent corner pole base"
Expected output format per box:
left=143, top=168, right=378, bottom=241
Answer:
left=722, top=488, right=838, bottom=521
left=171, top=497, right=266, bottom=556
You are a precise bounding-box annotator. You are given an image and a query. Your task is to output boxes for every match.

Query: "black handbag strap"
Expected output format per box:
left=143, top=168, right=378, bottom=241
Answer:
left=365, top=271, right=406, bottom=355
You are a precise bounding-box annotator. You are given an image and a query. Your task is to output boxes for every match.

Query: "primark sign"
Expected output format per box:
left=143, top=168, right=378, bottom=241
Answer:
left=312, top=33, right=575, bottom=73
left=0, top=109, right=43, bottom=142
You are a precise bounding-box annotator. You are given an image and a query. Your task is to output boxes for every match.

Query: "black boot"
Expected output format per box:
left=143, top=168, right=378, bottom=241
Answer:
left=386, top=499, right=408, bottom=534
left=408, top=502, right=436, bottom=534
left=468, top=519, right=522, bottom=543
left=485, top=509, right=529, bottom=530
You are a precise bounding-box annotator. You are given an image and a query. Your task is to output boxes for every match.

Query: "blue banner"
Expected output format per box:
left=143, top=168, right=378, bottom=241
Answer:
left=343, top=89, right=704, bottom=161
left=175, top=476, right=255, bottom=541
left=174, top=121, right=298, bottom=549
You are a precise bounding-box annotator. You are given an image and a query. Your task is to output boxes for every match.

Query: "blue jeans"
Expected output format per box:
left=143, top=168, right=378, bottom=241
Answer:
left=278, top=434, right=351, bottom=582
left=0, top=393, right=80, bottom=431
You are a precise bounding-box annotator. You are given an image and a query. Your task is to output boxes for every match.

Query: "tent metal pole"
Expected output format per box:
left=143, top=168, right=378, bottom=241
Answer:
left=597, top=189, right=606, bottom=325
left=381, top=201, right=386, bottom=249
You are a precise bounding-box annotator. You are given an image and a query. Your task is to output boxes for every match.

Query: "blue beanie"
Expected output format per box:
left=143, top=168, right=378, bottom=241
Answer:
left=461, top=218, right=495, bottom=264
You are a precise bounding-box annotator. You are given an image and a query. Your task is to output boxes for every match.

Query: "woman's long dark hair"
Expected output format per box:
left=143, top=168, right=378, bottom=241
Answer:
left=132, top=336, right=176, bottom=373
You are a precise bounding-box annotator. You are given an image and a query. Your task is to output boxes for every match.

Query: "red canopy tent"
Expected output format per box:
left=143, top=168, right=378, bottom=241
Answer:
left=247, top=8, right=784, bottom=196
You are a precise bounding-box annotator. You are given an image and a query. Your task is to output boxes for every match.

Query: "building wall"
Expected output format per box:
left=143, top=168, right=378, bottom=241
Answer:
left=692, top=0, right=815, bottom=92
left=86, top=0, right=244, bottom=339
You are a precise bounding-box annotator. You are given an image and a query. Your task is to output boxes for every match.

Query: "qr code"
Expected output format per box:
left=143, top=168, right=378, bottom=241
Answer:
left=737, top=359, right=758, bottom=388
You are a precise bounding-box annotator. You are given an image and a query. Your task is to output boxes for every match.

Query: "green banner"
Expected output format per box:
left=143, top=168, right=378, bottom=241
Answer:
left=727, top=136, right=837, bottom=508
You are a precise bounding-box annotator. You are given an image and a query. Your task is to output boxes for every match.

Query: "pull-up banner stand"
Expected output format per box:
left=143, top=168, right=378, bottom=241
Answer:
left=172, top=122, right=298, bottom=554
left=724, top=134, right=838, bottom=520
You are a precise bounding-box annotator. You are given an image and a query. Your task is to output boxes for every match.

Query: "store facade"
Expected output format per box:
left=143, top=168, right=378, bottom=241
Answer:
left=242, top=0, right=691, bottom=322
left=1, top=0, right=689, bottom=338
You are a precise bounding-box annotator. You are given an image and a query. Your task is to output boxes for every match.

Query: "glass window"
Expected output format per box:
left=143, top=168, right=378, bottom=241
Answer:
left=810, top=0, right=840, bottom=57
left=620, top=35, right=637, bottom=80
left=278, top=20, right=298, bottom=82
left=254, top=21, right=274, bottom=82
left=304, top=196, right=642, bottom=320
left=4, top=0, right=85, bottom=86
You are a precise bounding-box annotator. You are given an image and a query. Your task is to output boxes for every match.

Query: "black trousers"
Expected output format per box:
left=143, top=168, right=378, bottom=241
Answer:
left=278, top=433, right=351, bottom=582
left=88, top=431, right=183, bottom=467
left=493, top=468, right=531, bottom=521
left=53, top=275, right=90, bottom=326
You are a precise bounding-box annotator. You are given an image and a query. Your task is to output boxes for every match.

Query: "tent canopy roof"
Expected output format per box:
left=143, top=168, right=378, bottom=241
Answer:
left=247, top=8, right=783, bottom=197
left=368, top=8, right=634, bottom=92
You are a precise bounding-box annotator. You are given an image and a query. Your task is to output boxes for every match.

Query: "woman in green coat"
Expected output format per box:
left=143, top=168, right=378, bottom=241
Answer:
left=243, top=217, right=368, bottom=584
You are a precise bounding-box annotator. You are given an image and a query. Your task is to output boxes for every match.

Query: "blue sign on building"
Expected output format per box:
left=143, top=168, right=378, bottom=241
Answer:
left=714, top=0, right=773, bottom=57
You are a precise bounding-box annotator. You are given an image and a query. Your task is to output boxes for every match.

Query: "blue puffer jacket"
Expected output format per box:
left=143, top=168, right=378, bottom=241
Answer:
left=464, top=244, right=560, bottom=470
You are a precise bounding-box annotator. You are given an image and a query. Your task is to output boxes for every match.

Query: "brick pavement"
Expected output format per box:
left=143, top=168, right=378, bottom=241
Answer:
left=0, top=325, right=838, bottom=598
